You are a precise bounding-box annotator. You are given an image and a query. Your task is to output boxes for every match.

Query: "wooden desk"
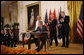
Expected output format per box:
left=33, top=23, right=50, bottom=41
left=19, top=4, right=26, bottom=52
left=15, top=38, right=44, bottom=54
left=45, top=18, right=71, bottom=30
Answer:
left=22, top=32, right=48, bottom=51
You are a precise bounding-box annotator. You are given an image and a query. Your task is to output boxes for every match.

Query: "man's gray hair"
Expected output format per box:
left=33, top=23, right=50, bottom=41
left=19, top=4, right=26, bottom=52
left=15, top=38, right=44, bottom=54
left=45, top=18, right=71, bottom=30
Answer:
left=61, top=11, right=65, bottom=14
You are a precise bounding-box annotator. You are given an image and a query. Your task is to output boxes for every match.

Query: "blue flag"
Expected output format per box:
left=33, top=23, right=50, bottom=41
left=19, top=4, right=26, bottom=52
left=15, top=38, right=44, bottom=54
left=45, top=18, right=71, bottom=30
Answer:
left=59, top=7, right=62, bottom=22
left=45, top=10, right=48, bottom=24
left=79, top=4, right=83, bottom=20
left=58, top=7, right=62, bottom=39
left=44, top=10, right=50, bottom=38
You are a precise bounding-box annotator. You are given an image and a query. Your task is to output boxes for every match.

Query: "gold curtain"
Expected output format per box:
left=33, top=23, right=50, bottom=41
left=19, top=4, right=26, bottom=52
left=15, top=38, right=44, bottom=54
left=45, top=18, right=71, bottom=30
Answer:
left=67, top=1, right=83, bottom=43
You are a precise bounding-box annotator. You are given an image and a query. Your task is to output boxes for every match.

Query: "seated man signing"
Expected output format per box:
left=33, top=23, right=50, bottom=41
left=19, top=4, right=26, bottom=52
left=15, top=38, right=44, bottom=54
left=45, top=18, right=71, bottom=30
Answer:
left=34, top=21, right=47, bottom=52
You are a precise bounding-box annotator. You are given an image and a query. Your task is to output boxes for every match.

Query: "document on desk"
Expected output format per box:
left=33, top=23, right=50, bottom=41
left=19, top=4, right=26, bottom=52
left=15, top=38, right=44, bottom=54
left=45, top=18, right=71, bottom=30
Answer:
left=25, top=31, right=48, bottom=38
left=30, top=31, right=48, bottom=35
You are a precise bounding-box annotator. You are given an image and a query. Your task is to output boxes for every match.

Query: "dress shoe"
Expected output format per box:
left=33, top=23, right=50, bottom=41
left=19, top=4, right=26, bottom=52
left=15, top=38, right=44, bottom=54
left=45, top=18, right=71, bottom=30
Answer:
left=35, top=48, right=41, bottom=52
left=61, top=45, right=65, bottom=47
left=11, top=45, right=13, bottom=47
left=14, top=45, right=17, bottom=47
left=65, top=46, right=69, bottom=48
left=35, top=48, right=38, bottom=50
left=56, top=44, right=58, bottom=46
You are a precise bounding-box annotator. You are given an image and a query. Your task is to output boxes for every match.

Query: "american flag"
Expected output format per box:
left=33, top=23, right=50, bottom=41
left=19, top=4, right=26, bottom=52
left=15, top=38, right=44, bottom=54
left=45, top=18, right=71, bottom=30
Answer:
left=76, top=4, right=83, bottom=39
left=44, top=10, right=50, bottom=38
left=45, top=24, right=50, bottom=38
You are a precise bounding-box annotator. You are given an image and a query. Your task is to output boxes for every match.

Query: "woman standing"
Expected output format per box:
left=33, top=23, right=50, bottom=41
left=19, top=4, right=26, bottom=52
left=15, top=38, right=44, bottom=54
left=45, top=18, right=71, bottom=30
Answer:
left=35, top=16, right=42, bottom=30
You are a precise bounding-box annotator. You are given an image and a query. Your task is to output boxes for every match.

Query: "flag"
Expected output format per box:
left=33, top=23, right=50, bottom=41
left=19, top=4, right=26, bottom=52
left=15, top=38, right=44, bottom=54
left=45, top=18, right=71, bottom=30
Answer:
left=76, top=4, right=83, bottom=39
left=53, top=9, right=58, bottom=38
left=45, top=10, right=48, bottom=23
left=49, top=9, right=51, bottom=20
left=44, top=10, right=50, bottom=38
left=53, top=9, right=57, bottom=19
left=59, top=7, right=62, bottom=21
left=58, top=7, right=62, bottom=39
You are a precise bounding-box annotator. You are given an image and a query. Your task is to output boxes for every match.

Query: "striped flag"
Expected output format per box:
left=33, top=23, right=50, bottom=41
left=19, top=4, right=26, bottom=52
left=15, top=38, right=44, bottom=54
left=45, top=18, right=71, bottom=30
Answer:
left=76, top=4, right=83, bottom=39
left=45, top=10, right=48, bottom=23
left=49, top=9, right=51, bottom=20
left=44, top=10, right=50, bottom=38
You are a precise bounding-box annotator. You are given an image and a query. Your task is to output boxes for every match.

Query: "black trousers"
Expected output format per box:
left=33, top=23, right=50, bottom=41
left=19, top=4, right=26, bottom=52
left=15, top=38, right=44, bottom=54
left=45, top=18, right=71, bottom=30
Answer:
left=34, top=38, right=39, bottom=47
left=61, top=31, right=69, bottom=47
left=50, top=34, right=58, bottom=46
left=14, top=38, right=17, bottom=46
left=6, top=40, right=10, bottom=47
left=1, top=40, right=7, bottom=46
left=40, top=38, right=45, bottom=49
left=10, top=38, right=17, bottom=47
left=34, top=38, right=45, bottom=50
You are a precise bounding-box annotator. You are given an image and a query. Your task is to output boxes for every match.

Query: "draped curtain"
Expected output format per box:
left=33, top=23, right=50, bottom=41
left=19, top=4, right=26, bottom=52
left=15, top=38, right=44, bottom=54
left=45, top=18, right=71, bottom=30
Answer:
left=67, top=1, right=83, bottom=43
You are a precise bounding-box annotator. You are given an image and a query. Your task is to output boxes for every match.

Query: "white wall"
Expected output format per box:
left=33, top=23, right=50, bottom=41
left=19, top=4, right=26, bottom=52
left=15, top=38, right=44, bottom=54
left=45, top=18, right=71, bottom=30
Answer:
left=18, top=1, right=69, bottom=41
left=41, top=1, right=69, bottom=22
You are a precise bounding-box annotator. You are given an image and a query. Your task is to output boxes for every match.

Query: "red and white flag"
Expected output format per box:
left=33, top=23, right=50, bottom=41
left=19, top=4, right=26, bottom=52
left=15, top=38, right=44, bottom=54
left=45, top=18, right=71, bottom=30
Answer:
left=49, top=9, right=51, bottom=20
left=53, top=9, right=57, bottom=19
left=76, top=4, right=83, bottom=39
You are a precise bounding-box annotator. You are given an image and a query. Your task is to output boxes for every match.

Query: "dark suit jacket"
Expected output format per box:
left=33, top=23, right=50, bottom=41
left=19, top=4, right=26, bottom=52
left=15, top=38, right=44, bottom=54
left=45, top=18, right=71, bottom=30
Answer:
left=48, top=19, right=57, bottom=36
left=1, top=34, right=5, bottom=42
left=60, top=16, right=70, bottom=34
left=36, top=25, right=47, bottom=32
left=5, top=33, right=11, bottom=41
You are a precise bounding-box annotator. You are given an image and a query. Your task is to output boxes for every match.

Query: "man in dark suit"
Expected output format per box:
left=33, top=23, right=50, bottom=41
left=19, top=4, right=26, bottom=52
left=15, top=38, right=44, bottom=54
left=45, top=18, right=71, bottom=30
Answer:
left=4, top=30, right=11, bottom=47
left=1, top=29, right=5, bottom=45
left=35, top=21, right=47, bottom=51
left=48, top=14, right=58, bottom=47
left=60, top=11, right=70, bottom=48
left=9, top=29, right=17, bottom=47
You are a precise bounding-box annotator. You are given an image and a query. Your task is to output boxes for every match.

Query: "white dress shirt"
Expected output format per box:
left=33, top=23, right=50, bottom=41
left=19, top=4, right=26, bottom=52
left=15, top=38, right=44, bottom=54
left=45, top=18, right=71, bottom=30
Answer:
left=35, top=20, right=43, bottom=30
left=35, top=20, right=39, bottom=30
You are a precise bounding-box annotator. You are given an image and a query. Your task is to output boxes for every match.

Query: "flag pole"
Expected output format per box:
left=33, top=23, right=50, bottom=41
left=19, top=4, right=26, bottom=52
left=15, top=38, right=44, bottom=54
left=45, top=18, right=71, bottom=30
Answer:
left=57, top=8, right=59, bottom=29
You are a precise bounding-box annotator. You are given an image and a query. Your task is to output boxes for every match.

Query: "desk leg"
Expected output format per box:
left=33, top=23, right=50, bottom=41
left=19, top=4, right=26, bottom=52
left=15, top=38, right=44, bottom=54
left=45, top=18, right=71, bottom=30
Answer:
left=28, top=39, right=31, bottom=49
left=44, top=39, right=46, bottom=52
left=38, top=38, right=40, bottom=50
left=28, top=43, right=31, bottom=49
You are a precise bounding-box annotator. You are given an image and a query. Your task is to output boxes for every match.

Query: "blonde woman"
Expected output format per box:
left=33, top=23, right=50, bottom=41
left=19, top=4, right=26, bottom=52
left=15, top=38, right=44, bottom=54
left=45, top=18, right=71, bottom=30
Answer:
left=35, top=16, right=42, bottom=30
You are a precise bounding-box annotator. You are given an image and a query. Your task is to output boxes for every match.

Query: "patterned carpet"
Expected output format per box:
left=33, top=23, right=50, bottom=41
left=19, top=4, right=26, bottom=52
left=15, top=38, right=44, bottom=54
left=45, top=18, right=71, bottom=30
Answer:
left=16, top=42, right=83, bottom=54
